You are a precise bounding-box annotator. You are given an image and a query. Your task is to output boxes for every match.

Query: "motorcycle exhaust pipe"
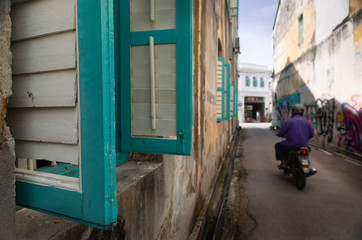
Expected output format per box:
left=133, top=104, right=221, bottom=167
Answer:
left=307, top=168, right=317, bottom=176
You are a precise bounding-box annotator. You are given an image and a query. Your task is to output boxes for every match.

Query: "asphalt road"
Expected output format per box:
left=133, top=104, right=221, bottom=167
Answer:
left=240, top=123, right=362, bottom=240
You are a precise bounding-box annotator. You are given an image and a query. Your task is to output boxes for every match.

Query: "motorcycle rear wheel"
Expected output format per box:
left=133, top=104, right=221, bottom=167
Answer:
left=295, top=172, right=306, bottom=190
left=292, top=159, right=306, bottom=190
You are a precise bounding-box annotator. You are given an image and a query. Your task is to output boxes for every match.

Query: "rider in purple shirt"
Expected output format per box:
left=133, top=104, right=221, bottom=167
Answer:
left=275, top=104, right=314, bottom=168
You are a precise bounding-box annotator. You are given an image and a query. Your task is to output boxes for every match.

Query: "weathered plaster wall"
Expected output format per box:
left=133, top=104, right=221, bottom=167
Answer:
left=200, top=0, right=238, bottom=202
left=0, top=0, right=16, bottom=239
left=314, top=0, right=349, bottom=44
left=273, top=1, right=315, bottom=74
left=273, top=0, right=362, bottom=156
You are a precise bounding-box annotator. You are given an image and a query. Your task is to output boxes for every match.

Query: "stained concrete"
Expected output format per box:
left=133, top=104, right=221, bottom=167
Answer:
left=0, top=0, right=16, bottom=239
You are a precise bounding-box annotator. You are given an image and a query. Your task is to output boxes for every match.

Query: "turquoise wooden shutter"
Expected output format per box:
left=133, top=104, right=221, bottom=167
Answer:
left=231, top=83, right=237, bottom=117
left=216, top=57, right=224, bottom=121
left=230, top=84, right=235, bottom=117
left=216, top=59, right=230, bottom=121
left=16, top=1, right=117, bottom=229
left=225, top=63, right=231, bottom=119
left=119, top=0, right=192, bottom=155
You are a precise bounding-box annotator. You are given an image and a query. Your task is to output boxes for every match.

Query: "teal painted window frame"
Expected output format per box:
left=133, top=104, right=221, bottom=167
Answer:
left=16, top=0, right=117, bottom=230
left=253, top=77, right=258, bottom=87
left=119, top=0, right=192, bottom=156
left=231, top=0, right=239, bottom=17
left=245, top=76, right=250, bottom=87
left=217, top=57, right=225, bottom=122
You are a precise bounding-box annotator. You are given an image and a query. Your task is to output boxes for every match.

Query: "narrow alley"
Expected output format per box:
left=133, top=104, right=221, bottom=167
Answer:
left=223, top=123, right=362, bottom=240
left=1, top=0, right=362, bottom=239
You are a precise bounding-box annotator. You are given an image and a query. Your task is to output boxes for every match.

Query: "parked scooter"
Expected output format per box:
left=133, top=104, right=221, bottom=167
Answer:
left=278, top=147, right=317, bottom=190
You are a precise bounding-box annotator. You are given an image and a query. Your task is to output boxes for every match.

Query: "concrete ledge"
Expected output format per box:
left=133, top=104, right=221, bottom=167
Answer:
left=16, top=162, right=163, bottom=240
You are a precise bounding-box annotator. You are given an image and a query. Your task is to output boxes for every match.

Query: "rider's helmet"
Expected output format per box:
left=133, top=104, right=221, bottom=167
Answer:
left=291, top=104, right=304, bottom=117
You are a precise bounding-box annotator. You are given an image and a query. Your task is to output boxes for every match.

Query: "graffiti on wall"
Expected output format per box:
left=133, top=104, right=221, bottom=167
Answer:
left=336, top=95, right=362, bottom=154
left=278, top=94, right=362, bottom=156
left=276, top=92, right=301, bottom=127
left=304, top=99, right=335, bottom=143
left=346, top=94, right=362, bottom=110
left=304, top=103, right=317, bottom=129
left=315, top=98, right=335, bottom=143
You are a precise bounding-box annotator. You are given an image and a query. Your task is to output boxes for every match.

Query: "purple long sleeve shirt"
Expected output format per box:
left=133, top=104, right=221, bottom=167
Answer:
left=276, top=115, right=315, bottom=148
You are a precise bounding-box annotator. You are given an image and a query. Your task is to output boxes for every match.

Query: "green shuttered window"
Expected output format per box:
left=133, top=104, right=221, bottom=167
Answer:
left=216, top=58, right=231, bottom=121
left=245, top=76, right=250, bottom=87
left=230, top=83, right=237, bottom=117
left=120, top=0, right=192, bottom=155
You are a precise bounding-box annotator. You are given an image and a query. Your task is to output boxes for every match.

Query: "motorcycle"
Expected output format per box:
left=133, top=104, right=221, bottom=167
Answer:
left=278, top=147, right=317, bottom=190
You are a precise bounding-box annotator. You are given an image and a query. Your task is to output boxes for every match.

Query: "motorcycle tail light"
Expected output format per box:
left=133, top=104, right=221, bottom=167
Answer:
left=301, top=149, right=308, bottom=156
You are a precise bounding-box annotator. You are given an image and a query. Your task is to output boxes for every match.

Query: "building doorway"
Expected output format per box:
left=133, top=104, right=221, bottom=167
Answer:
left=244, top=97, right=265, bottom=122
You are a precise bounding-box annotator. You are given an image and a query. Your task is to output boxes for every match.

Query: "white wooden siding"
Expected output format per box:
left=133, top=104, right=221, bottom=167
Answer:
left=6, top=108, right=78, bottom=145
left=15, top=141, right=79, bottom=165
left=8, top=70, right=77, bottom=108
left=11, top=31, right=76, bottom=75
left=131, top=44, right=177, bottom=137
left=131, top=0, right=176, bottom=32
left=8, top=0, right=79, bottom=167
left=216, top=60, right=223, bottom=119
left=11, top=0, right=75, bottom=41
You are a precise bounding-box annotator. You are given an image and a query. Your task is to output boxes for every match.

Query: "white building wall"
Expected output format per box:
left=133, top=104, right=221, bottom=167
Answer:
left=314, top=0, right=349, bottom=44
left=238, top=63, right=272, bottom=122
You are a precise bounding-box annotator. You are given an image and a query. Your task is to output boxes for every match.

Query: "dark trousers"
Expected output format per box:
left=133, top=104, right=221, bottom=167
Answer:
left=275, top=142, right=288, bottom=161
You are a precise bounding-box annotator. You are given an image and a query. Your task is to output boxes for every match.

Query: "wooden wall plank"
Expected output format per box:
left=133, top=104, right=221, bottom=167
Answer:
left=11, top=31, right=76, bottom=75
left=9, top=0, right=80, bottom=169
left=15, top=140, right=78, bottom=165
left=8, top=70, right=77, bottom=108
left=11, top=0, right=75, bottom=41
left=6, top=108, right=78, bottom=144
